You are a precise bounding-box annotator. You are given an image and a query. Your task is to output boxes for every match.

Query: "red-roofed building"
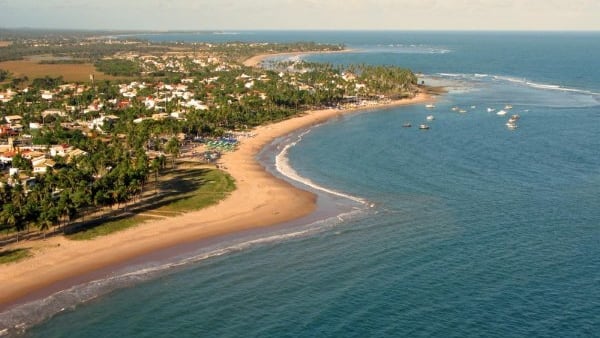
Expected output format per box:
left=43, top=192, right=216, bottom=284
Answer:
left=0, top=125, right=17, bottom=136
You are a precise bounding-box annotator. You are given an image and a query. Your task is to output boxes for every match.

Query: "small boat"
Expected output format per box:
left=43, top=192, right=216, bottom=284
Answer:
left=470, top=105, right=477, bottom=109
left=505, top=105, right=513, bottom=110
left=496, top=110, right=507, bottom=116
left=425, top=104, right=436, bottom=109
left=487, top=107, right=495, bottom=113
left=419, top=124, right=430, bottom=130
left=451, top=106, right=459, bottom=111
left=510, top=114, right=520, bottom=121
left=402, top=122, right=412, bottom=128
left=426, top=115, right=435, bottom=121
left=506, top=122, right=517, bottom=130
left=459, top=109, right=467, bottom=113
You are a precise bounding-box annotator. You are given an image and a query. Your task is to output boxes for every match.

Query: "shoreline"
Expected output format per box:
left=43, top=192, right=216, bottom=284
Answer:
left=0, top=68, right=433, bottom=313
left=242, top=49, right=353, bottom=67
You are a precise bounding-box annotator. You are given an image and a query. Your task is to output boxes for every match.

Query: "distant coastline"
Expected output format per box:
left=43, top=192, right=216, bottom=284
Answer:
left=242, top=49, right=354, bottom=67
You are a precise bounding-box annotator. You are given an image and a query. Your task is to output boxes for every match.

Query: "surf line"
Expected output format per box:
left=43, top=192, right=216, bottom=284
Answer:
left=275, top=129, right=372, bottom=207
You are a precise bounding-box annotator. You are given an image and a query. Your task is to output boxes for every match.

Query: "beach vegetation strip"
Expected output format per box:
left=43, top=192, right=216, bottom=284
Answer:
left=66, top=168, right=235, bottom=241
left=0, top=248, right=31, bottom=265
left=66, top=216, right=154, bottom=241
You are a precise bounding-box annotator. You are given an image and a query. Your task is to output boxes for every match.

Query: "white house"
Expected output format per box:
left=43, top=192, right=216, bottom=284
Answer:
left=4, top=115, right=22, bottom=125
left=41, top=91, right=53, bottom=100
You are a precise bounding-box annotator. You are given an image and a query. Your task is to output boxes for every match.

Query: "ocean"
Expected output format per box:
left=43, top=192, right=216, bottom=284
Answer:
left=5, top=31, right=600, bottom=337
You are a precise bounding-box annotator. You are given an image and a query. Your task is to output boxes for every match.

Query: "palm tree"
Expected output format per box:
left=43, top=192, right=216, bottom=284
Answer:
left=165, top=137, right=180, bottom=168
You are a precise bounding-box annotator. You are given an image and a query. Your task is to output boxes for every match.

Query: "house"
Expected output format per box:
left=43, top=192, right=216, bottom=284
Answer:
left=32, top=156, right=55, bottom=174
left=88, top=115, right=119, bottom=131
left=0, top=89, right=15, bottom=103
left=0, top=151, right=16, bottom=164
left=42, top=109, right=67, bottom=119
left=0, top=125, right=17, bottom=136
left=4, top=115, right=22, bottom=126
left=41, top=91, right=54, bottom=100
left=144, top=97, right=156, bottom=109
left=117, top=100, right=131, bottom=109
left=170, top=111, right=186, bottom=119
left=184, top=99, right=208, bottom=110
left=50, top=144, right=71, bottom=157
left=152, top=113, right=169, bottom=121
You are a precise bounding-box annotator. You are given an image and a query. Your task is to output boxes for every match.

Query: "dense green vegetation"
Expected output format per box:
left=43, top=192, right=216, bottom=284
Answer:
left=67, top=168, right=235, bottom=240
left=31, top=76, right=64, bottom=90
left=0, top=248, right=31, bottom=264
left=94, top=59, right=141, bottom=76
left=0, top=69, right=9, bottom=82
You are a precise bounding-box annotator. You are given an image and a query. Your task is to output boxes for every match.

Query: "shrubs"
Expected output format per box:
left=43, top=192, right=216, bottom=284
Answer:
left=94, top=59, right=140, bottom=76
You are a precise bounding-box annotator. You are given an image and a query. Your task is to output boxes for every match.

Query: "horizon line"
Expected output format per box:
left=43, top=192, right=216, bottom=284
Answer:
left=1, top=27, right=600, bottom=33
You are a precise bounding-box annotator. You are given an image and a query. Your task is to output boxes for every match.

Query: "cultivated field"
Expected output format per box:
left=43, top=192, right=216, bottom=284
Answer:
left=0, top=59, right=124, bottom=82
left=0, top=41, right=12, bottom=48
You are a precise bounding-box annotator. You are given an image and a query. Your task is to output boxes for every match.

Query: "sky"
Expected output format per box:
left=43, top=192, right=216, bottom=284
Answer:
left=1, top=0, right=599, bottom=31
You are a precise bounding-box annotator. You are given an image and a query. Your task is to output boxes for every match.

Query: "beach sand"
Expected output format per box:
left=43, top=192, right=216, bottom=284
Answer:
left=243, top=49, right=351, bottom=67
left=0, top=67, right=432, bottom=311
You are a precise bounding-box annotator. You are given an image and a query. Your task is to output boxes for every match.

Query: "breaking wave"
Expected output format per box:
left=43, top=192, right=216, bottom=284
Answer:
left=436, top=73, right=600, bottom=97
left=275, top=129, right=369, bottom=206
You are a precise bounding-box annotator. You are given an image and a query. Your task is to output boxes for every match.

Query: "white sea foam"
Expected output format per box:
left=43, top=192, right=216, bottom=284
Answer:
left=434, top=73, right=599, bottom=97
left=438, top=73, right=463, bottom=77
left=372, top=44, right=451, bottom=54
left=275, top=130, right=368, bottom=205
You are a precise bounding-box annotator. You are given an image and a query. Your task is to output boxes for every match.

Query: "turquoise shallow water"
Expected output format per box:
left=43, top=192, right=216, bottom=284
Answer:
left=7, top=32, right=600, bottom=337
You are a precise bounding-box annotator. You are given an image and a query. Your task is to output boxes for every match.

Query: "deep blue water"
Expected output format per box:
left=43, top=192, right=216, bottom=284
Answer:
left=13, top=31, right=600, bottom=337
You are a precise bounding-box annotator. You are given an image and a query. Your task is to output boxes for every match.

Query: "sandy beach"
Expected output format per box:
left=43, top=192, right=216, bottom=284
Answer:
left=242, top=49, right=352, bottom=67
left=0, top=65, right=432, bottom=311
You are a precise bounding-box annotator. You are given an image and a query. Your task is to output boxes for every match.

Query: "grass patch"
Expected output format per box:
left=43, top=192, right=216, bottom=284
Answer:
left=67, top=168, right=235, bottom=241
left=0, top=248, right=31, bottom=265
left=67, top=216, right=153, bottom=241
left=0, top=59, right=125, bottom=83
left=158, top=168, right=236, bottom=213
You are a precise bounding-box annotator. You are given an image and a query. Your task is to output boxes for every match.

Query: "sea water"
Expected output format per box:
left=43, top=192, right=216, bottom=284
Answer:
left=5, top=31, right=600, bottom=337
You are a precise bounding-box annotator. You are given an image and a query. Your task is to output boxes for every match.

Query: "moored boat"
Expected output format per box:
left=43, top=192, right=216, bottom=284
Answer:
left=426, top=115, right=435, bottom=121
left=496, top=109, right=507, bottom=116
left=402, top=122, right=412, bottom=128
left=419, top=124, right=430, bottom=130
